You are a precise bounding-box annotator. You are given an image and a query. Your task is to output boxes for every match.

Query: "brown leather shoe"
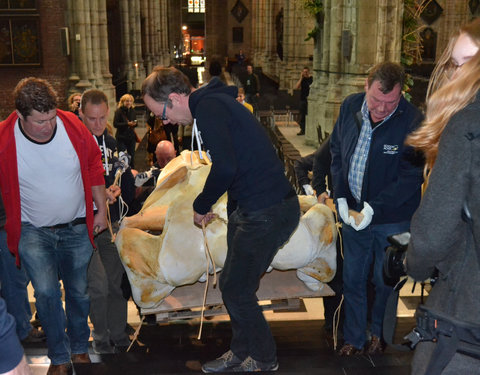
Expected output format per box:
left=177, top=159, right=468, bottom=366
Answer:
left=338, top=343, right=364, bottom=356
left=46, top=363, right=72, bottom=375
left=367, top=335, right=385, bottom=355
left=71, top=353, right=91, bottom=363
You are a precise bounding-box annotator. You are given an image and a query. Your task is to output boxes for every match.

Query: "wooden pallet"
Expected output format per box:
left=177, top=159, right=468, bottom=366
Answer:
left=141, top=269, right=334, bottom=322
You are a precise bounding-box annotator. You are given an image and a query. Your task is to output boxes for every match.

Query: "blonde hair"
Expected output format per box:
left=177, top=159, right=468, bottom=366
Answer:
left=118, top=93, right=135, bottom=109
left=67, top=92, right=82, bottom=111
left=407, top=18, right=480, bottom=169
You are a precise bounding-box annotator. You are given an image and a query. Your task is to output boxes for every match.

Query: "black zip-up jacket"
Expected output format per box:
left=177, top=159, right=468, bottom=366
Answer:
left=94, top=130, right=135, bottom=222
left=189, top=78, right=293, bottom=215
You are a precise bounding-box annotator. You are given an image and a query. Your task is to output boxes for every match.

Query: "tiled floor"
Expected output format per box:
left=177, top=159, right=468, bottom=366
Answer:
left=24, top=311, right=417, bottom=374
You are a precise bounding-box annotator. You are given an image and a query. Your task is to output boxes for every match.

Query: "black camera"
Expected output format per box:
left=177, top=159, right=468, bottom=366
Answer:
left=383, top=232, right=410, bottom=284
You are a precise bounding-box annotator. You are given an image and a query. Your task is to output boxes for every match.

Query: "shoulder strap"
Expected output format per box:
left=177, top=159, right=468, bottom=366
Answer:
left=382, top=278, right=412, bottom=351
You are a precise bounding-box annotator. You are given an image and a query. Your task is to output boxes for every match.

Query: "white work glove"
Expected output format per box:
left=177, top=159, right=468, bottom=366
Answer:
left=351, top=202, right=374, bottom=231
left=337, top=198, right=353, bottom=225
left=303, top=184, right=314, bottom=196
left=134, top=166, right=160, bottom=187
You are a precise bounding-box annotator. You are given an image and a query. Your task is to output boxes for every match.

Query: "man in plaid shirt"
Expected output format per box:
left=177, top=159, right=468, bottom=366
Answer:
left=330, top=62, right=424, bottom=356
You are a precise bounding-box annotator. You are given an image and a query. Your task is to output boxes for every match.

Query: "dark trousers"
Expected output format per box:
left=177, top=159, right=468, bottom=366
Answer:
left=88, top=225, right=129, bottom=345
left=299, top=99, right=308, bottom=133
left=220, top=194, right=300, bottom=363
left=342, top=221, right=410, bottom=349
left=245, top=93, right=258, bottom=114
left=116, top=137, right=136, bottom=169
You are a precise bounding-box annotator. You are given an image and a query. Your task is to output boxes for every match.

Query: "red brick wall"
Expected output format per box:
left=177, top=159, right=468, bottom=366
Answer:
left=0, top=1, right=70, bottom=120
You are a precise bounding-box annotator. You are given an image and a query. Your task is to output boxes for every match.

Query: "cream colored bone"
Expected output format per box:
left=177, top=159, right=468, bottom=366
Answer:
left=116, top=150, right=337, bottom=309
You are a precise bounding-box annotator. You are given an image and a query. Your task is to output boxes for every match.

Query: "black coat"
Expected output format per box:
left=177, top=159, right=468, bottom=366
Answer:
left=407, top=97, right=480, bottom=374
left=113, top=106, right=137, bottom=143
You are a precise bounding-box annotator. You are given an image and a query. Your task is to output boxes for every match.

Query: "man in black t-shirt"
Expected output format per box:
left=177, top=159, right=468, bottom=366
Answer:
left=295, top=67, right=313, bottom=136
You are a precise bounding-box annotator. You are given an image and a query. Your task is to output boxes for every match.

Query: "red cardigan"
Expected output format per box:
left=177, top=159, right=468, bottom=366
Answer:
left=0, top=109, right=105, bottom=265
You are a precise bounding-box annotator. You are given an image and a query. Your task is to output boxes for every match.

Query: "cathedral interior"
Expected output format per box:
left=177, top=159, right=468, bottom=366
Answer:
left=1, top=0, right=479, bottom=374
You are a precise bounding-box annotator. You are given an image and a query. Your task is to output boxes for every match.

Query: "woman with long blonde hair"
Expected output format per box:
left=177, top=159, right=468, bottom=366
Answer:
left=408, top=19, right=480, bottom=169
left=113, top=93, right=138, bottom=168
left=406, top=18, right=480, bottom=375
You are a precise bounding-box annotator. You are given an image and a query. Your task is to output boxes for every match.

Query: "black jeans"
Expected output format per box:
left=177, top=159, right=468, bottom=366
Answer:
left=220, top=193, right=300, bottom=363
left=116, top=136, right=136, bottom=169
left=299, top=99, right=308, bottom=133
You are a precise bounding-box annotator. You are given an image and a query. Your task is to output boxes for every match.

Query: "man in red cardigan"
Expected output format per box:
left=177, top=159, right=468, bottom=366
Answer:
left=0, top=77, right=107, bottom=375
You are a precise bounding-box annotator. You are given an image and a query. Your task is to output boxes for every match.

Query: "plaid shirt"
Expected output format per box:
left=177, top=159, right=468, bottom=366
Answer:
left=348, top=100, right=396, bottom=202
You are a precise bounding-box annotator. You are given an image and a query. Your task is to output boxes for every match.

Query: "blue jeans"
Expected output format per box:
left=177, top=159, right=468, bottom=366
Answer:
left=220, top=193, right=300, bottom=363
left=0, top=230, right=33, bottom=340
left=19, top=222, right=93, bottom=365
left=342, top=221, right=410, bottom=349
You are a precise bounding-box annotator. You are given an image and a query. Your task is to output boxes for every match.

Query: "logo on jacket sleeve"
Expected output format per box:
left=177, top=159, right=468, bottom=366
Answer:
left=383, top=144, right=399, bottom=155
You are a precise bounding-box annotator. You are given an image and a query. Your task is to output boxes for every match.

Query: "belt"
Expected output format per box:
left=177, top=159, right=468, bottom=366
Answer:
left=42, top=217, right=86, bottom=230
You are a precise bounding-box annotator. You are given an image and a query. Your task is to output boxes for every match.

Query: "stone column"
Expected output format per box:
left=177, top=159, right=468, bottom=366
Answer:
left=305, top=0, right=404, bottom=146
left=141, top=0, right=151, bottom=73
left=159, top=0, right=170, bottom=66
left=89, top=0, right=101, bottom=84
left=66, top=0, right=79, bottom=92
left=119, top=0, right=133, bottom=90
left=71, top=0, right=92, bottom=91
left=98, top=0, right=113, bottom=85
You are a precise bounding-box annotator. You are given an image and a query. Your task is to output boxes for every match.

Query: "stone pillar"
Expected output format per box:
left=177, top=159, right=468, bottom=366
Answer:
left=66, top=0, right=114, bottom=106
left=98, top=0, right=113, bottom=84
left=283, top=1, right=314, bottom=90
left=142, top=0, right=170, bottom=71
left=71, top=0, right=92, bottom=91
left=66, top=0, right=79, bottom=92
left=119, top=0, right=133, bottom=90
left=305, top=0, right=404, bottom=146
left=159, top=0, right=170, bottom=66
left=89, top=0, right=101, bottom=83
left=133, top=0, right=145, bottom=88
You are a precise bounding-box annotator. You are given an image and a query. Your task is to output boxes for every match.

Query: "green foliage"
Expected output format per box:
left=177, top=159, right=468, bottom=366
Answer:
left=305, top=26, right=320, bottom=42
left=303, top=1, right=324, bottom=41
left=304, top=0, right=324, bottom=15
left=401, top=0, right=430, bottom=101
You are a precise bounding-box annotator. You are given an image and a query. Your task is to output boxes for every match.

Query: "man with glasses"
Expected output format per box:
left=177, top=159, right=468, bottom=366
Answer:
left=330, top=62, right=424, bottom=356
left=142, top=67, right=300, bottom=373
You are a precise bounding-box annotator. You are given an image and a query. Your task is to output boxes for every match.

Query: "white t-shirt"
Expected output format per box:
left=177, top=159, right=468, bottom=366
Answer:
left=15, top=117, right=86, bottom=227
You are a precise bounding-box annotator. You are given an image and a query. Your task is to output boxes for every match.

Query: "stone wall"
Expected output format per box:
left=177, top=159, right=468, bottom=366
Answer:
left=0, top=1, right=70, bottom=119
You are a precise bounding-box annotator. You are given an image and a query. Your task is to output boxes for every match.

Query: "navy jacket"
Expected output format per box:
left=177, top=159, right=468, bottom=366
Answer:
left=330, top=92, right=424, bottom=225
left=189, top=78, right=292, bottom=215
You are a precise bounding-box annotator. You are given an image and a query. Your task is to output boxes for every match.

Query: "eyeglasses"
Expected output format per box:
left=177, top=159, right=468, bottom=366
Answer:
left=161, top=101, right=168, bottom=121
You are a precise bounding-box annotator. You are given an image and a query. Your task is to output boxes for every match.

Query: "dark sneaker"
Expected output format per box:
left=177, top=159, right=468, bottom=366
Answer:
left=233, top=356, right=279, bottom=372
left=21, top=326, right=46, bottom=343
left=92, top=340, right=115, bottom=354
left=112, top=336, right=131, bottom=352
left=201, top=350, right=243, bottom=373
